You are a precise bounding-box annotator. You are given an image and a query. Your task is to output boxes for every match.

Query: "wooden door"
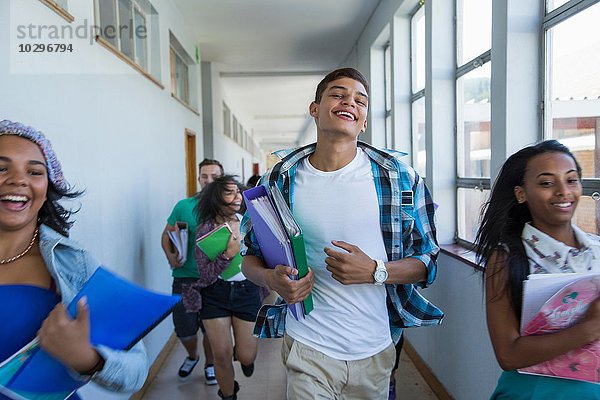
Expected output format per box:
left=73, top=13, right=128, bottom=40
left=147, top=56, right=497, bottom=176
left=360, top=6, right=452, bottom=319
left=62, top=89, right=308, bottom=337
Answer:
left=185, top=130, right=197, bottom=197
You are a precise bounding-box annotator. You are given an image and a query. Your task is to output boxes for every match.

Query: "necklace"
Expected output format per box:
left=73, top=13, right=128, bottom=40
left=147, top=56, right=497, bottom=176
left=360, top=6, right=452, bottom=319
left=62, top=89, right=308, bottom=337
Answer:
left=0, top=227, right=39, bottom=265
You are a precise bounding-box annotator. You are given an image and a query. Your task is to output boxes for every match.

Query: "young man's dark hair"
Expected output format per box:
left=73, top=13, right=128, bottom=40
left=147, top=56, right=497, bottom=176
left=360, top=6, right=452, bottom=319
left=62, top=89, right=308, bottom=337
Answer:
left=314, top=67, right=369, bottom=103
left=199, top=158, right=224, bottom=175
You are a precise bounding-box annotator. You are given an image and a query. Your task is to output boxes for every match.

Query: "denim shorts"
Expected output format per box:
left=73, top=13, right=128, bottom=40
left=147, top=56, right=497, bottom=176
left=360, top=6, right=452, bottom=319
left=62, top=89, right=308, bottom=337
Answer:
left=200, top=279, right=261, bottom=322
left=172, top=277, right=206, bottom=339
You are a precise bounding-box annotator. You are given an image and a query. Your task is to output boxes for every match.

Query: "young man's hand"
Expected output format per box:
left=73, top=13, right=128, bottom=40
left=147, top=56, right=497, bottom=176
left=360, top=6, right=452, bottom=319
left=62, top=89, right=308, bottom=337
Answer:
left=267, top=265, right=314, bottom=304
left=324, top=240, right=376, bottom=285
left=162, top=226, right=182, bottom=268
left=166, top=250, right=182, bottom=268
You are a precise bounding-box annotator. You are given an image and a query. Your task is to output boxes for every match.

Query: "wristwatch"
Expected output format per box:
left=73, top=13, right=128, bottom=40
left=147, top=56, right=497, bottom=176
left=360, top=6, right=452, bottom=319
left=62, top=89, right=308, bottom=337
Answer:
left=373, top=259, right=388, bottom=285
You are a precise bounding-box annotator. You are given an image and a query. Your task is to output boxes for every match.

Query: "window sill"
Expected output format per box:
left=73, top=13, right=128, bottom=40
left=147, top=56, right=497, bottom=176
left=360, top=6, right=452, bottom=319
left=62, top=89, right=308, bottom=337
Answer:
left=95, top=36, right=164, bottom=90
left=440, top=243, right=482, bottom=271
left=171, top=93, right=200, bottom=116
left=39, top=0, right=74, bottom=23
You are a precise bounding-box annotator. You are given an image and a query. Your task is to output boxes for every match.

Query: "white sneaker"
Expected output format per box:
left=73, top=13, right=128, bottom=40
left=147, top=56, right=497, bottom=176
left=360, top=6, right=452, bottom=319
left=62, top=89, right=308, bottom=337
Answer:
left=204, top=364, right=217, bottom=385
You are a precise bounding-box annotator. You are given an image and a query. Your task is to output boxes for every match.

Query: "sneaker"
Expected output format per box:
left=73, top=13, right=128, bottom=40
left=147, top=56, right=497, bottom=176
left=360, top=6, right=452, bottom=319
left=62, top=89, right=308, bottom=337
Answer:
left=388, top=379, right=396, bottom=400
left=178, top=357, right=199, bottom=381
left=204, top=364, right=217, bottom=385
left=241, top=362, right=254, bottom=377
left=218, top=380, right=240, bottom=400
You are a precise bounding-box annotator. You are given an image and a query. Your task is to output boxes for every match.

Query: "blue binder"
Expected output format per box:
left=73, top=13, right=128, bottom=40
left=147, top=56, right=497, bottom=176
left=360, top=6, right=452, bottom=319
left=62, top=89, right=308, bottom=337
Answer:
left=0, top=267, right=180, bottom=400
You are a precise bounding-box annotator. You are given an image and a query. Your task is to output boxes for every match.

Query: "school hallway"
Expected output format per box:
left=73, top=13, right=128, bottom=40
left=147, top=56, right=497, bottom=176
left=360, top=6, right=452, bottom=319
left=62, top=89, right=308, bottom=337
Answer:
left=138, top=335, right=439, bottom=400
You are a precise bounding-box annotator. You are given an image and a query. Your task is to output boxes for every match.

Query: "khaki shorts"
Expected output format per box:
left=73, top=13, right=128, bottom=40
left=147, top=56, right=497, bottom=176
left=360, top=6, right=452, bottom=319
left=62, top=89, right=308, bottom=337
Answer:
left=281, top=333, right=396, bottom=400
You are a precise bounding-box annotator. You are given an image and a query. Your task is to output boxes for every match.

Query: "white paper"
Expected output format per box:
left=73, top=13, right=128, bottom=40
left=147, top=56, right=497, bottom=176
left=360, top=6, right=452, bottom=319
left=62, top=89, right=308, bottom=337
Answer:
left=521, top=273, right=600, bottom=331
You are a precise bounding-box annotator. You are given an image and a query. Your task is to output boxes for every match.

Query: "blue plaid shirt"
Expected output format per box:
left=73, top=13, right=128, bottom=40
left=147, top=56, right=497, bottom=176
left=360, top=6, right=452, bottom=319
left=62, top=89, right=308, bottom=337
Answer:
left=241, top=141, right=443, bottom=343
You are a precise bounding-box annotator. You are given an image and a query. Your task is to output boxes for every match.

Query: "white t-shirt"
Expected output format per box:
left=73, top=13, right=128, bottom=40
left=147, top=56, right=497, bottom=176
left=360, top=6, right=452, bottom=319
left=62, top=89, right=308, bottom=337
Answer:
left=286, top=148, right=392, bottom=360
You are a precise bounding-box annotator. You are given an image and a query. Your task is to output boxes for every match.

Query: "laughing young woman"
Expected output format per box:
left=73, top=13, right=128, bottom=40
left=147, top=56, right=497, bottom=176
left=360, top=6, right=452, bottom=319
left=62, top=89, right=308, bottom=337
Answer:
left=475, top=140, right=600, bottom=399
left=0, top=120, right=147, bottom=399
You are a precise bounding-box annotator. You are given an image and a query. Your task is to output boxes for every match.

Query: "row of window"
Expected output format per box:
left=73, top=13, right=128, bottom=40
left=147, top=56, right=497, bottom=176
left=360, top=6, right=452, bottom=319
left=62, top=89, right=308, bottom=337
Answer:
left=223, top=103, right=259, bottom=156
left=44, top=0, right=198, bottom=112
left=382, top=0, right=600, bottom=243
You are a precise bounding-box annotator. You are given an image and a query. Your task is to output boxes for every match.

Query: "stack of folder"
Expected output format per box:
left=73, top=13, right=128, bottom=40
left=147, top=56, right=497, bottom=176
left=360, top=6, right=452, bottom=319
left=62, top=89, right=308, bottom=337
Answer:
left=167, top=221, right=188, bottom=264
left=243, top=184, right=313, bottom=320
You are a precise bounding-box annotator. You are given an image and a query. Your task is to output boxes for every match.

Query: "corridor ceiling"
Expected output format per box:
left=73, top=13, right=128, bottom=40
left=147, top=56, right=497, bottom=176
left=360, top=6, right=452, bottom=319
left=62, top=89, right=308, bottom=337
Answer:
left=173, top=0, right=382, bottom=152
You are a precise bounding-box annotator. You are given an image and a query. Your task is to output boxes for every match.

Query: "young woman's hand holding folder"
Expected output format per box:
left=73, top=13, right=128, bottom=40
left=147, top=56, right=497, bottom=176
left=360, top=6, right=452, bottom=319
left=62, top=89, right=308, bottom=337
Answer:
left=266, top=264, right=314, bottom=305
left=223, top=221, right=242, bottom=260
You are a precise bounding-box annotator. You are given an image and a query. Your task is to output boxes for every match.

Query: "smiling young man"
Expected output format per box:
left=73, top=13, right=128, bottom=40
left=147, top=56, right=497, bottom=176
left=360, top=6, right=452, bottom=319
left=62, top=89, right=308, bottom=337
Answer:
left=160, top=158, right=223, bottom=384
left=241, top=68, right=443, bottom=399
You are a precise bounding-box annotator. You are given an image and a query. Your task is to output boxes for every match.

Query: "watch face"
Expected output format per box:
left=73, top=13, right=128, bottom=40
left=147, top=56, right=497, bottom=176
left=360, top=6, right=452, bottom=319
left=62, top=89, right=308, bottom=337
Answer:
left=374, top=270, right=388, bottom=283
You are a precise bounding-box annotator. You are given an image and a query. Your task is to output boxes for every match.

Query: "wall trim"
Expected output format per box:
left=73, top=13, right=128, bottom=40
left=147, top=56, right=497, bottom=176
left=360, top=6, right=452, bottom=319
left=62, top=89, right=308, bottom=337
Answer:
left=95, top=36, right=164, bottom=90
left=404, top=340, right=454, bottom=400
left=39, top=0, right=74, bottom=23
left=130, top=333, right=178, bottom=400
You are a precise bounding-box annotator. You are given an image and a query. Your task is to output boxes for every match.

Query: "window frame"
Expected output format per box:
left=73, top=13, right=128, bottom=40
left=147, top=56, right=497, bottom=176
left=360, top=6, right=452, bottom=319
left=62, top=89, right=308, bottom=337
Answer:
left=39, top=0, right=74, bottom=23
left=94, top=0, right=163, bottom=88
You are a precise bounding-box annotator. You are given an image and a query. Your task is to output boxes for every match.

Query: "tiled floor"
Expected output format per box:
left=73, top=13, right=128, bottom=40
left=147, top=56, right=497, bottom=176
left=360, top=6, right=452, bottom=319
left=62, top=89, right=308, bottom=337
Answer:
left=141, top=337, right=438, bottom=400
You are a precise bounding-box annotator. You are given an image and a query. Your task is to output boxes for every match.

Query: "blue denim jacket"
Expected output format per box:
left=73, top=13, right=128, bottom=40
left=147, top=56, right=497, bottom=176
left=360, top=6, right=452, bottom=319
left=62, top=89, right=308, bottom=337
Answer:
left=39, top=225, right=148, bottom=392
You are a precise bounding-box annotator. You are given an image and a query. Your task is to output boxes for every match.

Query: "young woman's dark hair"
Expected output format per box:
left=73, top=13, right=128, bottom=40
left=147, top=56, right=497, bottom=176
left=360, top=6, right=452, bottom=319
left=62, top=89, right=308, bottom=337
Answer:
left=195, top=175, right=242, bottom=224
left=38, top=181, right=83, bottom=237
left=314, top=67, right=369, bottom=103
left=474, top=139, right=582, bottom=319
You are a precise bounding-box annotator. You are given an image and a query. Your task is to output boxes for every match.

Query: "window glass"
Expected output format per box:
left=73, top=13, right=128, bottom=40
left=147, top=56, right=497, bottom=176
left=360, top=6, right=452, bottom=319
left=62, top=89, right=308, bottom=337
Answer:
left=174, top=53, right=189, bottom=103
left=412, top=97, right=426, bottom=177
left=457, top=188, right=490, bottom=243
left=457, top=62, right=491, bottom=178
left=545, top=2, right=600, bottom=178
left=118, top=0, right=133, bottom=60
left=573, top=196, right=600, bottom=235
left=99, top=1, right=118, bottom=47
left=456, top=0, right=492, bottom=65
left=133, top=7, right=147, bottom=70
left=546, top=0, right=570, bottom=13
left=223, top=104, right=231, bottom=138
left=54, top=0, right=68, bottom=10
left=411, top=6, right=425, bottom=93
left=232, top=116, right=238, bottom=142
left=384, top=43, right=392, bottom=148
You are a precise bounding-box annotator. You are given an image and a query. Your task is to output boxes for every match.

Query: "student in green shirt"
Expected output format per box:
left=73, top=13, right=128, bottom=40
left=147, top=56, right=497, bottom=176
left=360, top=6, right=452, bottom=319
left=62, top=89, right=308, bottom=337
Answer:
left=161, top=158, right=223, bottom=384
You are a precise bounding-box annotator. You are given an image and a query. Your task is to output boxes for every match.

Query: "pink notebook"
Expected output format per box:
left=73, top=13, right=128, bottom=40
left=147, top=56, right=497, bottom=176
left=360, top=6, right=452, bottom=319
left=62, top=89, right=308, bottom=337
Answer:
left=519, top=275, right=600, bottom=383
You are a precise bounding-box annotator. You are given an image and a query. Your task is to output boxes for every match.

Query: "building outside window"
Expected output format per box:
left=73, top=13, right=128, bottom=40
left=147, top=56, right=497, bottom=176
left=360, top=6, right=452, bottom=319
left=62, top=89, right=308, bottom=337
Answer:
left=411, top=4, right=426, bottom=177
left=455, top=0, right=492, bottom=244
left=543, top=0, right=600, bottom=234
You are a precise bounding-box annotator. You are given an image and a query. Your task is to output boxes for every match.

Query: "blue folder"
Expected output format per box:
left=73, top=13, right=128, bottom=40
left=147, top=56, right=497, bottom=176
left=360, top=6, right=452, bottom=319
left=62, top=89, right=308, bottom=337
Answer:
left=0, top=267, right=180, bottom=400
left=243, top=184, right=313, bottom=320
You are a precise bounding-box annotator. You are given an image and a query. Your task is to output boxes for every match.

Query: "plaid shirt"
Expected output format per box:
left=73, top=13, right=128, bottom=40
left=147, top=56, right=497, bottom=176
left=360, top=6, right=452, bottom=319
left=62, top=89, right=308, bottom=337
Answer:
left=241, top=141, right=443, bottom=343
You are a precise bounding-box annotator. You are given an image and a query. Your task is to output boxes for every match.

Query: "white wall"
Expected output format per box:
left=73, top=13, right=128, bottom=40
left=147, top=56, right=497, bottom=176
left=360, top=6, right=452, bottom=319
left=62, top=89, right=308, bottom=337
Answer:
left=405, top=254, right=502, bottom=400
left=203, top=62, right=263, bottom=182
left=1, top=1, right=253, bottom=398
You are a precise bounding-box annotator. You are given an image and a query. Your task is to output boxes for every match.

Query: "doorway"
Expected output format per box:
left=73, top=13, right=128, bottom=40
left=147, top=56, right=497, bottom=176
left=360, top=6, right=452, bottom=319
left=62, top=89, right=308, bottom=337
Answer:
left=185, top=129, right=197, bottom=197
